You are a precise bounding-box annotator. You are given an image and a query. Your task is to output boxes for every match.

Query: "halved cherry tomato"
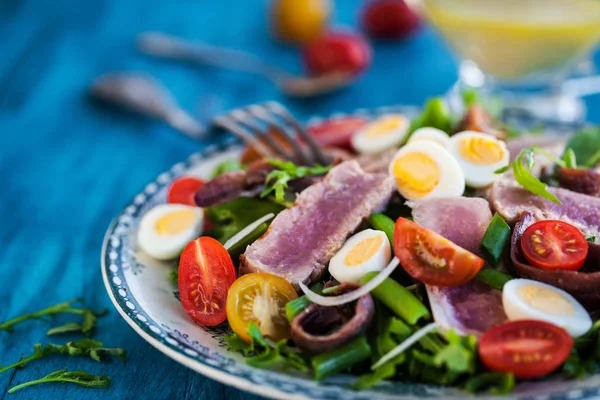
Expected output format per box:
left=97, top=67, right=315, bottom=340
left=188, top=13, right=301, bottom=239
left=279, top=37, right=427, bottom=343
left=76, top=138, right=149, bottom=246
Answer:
left=393, top=217, right=484, bottom=287
left=167, top=176, right=205, bottom=206
left=520, top=220, right=588, bottom=271
left=302, top=32, right=372, bottom=77
left=308, top=116, right=367, bottom=150
left=478, top=320, right=573, bottom=379
left=226, top=272, right=298, bottom=343
left=178, top=237, right=237, bottom=326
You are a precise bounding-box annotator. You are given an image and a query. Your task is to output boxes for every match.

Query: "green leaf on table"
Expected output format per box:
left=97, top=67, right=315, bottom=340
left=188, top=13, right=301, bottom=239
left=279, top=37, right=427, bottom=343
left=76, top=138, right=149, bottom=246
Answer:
left=0, top=339, right=125, bottom=374
left=0, top=299, right=107, bottom=337
left=8, top=369, right=110, bottom=394
left=47, top=322, right=84, bottom=336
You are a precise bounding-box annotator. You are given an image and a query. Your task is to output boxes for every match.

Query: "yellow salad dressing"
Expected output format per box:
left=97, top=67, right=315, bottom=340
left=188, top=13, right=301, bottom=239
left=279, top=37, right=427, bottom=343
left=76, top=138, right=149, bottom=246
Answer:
left=424, top=0, right=600, bottom=81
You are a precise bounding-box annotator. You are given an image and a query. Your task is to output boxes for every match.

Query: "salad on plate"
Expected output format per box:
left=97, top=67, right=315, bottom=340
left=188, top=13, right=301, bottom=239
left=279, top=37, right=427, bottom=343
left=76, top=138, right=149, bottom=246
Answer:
left=134, top=96, right=600, bottom=394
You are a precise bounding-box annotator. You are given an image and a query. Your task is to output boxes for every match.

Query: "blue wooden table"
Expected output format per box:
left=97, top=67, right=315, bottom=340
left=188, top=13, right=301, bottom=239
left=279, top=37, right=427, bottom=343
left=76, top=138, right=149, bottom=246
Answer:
left=1, top=1, right=599, bottom=399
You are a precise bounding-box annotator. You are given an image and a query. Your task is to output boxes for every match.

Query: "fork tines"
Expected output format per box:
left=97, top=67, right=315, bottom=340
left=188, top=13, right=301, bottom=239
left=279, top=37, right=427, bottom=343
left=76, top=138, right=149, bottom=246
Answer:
left=212, top=101, right=329, bottom=166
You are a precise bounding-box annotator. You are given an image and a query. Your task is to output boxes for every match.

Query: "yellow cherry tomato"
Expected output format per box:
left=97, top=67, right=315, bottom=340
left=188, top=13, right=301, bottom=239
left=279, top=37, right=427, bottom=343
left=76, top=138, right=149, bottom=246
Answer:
left=271, top=0, right=331, bottom=44
left=226, top=272, right=298, bottom=342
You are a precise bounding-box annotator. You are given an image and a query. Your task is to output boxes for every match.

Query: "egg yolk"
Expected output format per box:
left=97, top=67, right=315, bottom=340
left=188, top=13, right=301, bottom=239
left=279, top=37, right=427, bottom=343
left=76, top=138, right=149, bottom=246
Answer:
left=155, top=209, right=197, bottom=236
left=518, top=285, right=575, bottom=316
left=392, top=152, right=440, bottom=198
left=364, top=116, right=405, bottom=138
left=458, top=136, right=505, bottom=165
left=345, top=235, right=383, bottom=266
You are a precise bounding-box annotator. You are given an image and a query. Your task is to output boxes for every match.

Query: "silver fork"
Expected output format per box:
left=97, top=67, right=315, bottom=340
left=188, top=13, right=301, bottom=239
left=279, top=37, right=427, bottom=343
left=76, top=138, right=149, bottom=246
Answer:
left=212, top=102, right=330, bottom=166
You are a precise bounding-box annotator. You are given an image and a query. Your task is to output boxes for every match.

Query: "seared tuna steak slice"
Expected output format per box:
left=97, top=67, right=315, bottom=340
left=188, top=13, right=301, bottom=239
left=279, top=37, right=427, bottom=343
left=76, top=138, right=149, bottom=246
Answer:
left=240, top=161, right=395, bottom=289
left=409, top=197, right=508, bottom=335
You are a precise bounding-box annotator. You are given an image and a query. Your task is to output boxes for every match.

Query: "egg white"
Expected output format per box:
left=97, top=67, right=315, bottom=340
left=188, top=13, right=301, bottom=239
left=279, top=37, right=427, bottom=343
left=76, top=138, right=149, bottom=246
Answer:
left=137, top=204, right=204, bottom=260
left=388, top=141, right=465, bottom=201
left=408, top=127, right=451, bottom=148
left=329, top=229, right=391, bottom=284
left=448, top=131, right=509, bottom=189
left=502, top=279, right=592, bottom=338
left=352, top=114, right=410, bottom=154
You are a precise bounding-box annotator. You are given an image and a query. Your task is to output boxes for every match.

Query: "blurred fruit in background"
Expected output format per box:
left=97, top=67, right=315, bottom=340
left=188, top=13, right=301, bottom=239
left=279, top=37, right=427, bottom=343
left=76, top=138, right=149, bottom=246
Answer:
left=362, top=0, right=420, bottom=40
left=272, top=0, right=332, bottom=44
left=308, top=116, right=368, bottom=150
left=302, top=32, right=372, bottom=76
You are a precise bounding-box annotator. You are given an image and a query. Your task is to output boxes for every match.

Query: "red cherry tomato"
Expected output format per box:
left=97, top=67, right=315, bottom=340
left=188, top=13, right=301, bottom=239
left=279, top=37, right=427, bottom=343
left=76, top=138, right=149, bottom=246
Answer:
left=362, top=0, right=420, bottom=40
left=167, top=176, right=205, bottom=206
left=520, top=220, right=588, bottom=271
left=393, top=217, right=484, bottom=287
left=178, top=237, right=237, bottom=326
left=478, top=320, right=573, bottom=379
left=307, top=116, right=367, bottom=150
left=302, top=32, right=371, bottom=77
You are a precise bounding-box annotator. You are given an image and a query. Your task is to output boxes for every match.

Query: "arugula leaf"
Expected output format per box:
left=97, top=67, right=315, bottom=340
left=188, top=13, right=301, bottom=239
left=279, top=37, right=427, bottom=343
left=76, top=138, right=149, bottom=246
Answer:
left=260, top=160, right=332, bottom=203
left=47, top=322, right=84, bottom=336
left=212, top=159, right=245, bottom=178
left=225, top=323, right=308, bottom=372
left=0, top=299, right=107, bottom=336
left=565, top=127, right=600, bottom=168
left=0, top=339, right=125, bottom=374
left=205, top=198, right=285, bottom=243
left=434, top=331, right=476, bottom=374
left=563, top=320, right=600, bottom=378
left=497, top=147, right=562, bottom=204
left=352, top=307, right=410, bottom=389
left=464, top=372, right=515, bottom=394
left=8, top=369, right=110, bottom=393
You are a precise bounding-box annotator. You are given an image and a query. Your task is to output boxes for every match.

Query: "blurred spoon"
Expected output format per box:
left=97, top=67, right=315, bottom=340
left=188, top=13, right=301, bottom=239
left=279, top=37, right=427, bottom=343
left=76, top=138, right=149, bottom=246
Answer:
left=137, top=31, right=354, bottom=98
left=90, top=72, right=205, bottom=139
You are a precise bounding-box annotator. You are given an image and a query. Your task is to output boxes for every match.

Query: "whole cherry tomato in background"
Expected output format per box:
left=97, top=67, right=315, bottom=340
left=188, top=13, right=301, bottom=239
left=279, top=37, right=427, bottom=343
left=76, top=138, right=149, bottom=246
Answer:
left=362, top=0, right=420, bottom=40
left=271, top=0, right=332, bottom=44
left=302, top=32, right=372, bottom=77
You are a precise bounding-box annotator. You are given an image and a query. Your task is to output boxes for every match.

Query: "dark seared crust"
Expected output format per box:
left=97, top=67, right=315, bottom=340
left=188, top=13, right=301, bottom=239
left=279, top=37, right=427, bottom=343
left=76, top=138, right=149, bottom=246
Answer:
left=557, top=167, right=600, bottom=197
left=510, top=212, right=600, bottom=310
left=290, top=284, right=375, bottom=354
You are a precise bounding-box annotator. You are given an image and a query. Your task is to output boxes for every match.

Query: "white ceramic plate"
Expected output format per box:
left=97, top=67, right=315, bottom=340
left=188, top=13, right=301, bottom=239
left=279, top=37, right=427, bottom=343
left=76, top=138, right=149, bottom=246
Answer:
left=102, top=106, right=600, bottom=400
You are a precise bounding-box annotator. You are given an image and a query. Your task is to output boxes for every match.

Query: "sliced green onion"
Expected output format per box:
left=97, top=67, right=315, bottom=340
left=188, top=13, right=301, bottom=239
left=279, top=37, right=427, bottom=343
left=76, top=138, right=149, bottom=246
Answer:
left=475, top=270, right=513, bottom=291
left=360, top=272, right=430, bottom=325
left=312, top=336, right=371, bottom=381
left=368, top=213, right=395, bottom=251
left=285, top=283, right=324, bottom=322
left=480, top=213, right=511, bottom=266
left=562, top=148, right=577, bottom=169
